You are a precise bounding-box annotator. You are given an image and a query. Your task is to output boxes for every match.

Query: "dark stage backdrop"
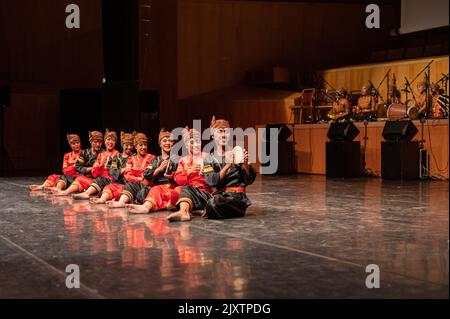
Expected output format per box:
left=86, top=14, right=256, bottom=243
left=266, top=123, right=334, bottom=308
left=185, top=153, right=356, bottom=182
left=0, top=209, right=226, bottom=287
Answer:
left=0, top=0, right=104, bottom=88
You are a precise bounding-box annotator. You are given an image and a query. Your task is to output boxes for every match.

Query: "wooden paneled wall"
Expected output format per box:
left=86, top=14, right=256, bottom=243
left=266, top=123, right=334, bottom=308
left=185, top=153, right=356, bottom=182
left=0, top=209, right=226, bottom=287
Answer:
left=4, top=89, right=61, bottom=171
left=320, top=56, right=449, bottom=98
left=179, top=86, right=300, bottom=129
left=177, top=0, right=397, bottom=99
left=0, top=0, right=103, bottom=88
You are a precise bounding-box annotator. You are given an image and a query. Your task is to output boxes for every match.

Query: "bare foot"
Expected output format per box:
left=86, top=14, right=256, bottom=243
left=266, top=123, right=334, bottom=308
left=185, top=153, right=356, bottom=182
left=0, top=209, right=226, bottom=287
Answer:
left=126, top=204, right=150, bottom=214
left=72, top=193, right=90, bottom=200
left=29, top=185, right=43, bottom=191
left=90, top=197, right=106, bottom=204
left=48, top=187, right=61, bottom=194
left=106, top=200, right=126, bottom=208
left=167, top=211, right=192, bottom=222
left=53, top=189, right=67, bottom=196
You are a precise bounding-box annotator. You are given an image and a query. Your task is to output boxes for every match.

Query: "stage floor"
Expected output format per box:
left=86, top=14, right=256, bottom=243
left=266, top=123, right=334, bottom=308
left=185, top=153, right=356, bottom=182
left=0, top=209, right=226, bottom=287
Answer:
left=0, top=175, right=448, bottom=298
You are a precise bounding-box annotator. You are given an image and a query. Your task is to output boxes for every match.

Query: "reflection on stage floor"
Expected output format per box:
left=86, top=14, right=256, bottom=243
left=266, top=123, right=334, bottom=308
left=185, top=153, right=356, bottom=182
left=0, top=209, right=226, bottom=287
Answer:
left=0, top=175, right=448, bottom=298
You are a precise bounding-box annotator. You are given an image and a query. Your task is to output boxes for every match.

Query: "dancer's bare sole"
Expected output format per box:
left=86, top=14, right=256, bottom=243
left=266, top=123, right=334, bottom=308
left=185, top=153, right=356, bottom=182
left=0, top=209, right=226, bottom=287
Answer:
left=126, top=204, right=150, bottom=214
left=167, top=211, right=191, bottom=222
left=90, top=197, right=107, bottom=204
left=29, top=185, right=43, bottom=191
left=106, top=200, right=126, bottom=208
left=72, top=193, right=90, bottom=200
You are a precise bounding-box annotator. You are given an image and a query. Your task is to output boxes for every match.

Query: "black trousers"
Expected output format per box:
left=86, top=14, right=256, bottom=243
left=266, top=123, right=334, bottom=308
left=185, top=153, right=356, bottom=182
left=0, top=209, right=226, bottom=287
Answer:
left=122, top=182, right=150, bottom=204
left=205, top=192, right=251, bottom=219
left=177, top=186, right=212, bottom=211
left=58, top=174, right=76, bottom=188
left=177, top=186, right=251, bottom=219
left=91, top=177, right=111, bottom=193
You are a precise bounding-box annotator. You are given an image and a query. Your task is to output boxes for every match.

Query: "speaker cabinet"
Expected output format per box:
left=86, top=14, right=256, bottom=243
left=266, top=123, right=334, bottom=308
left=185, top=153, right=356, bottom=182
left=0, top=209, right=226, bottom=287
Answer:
left=381, top=141, right=419, bottom=180
left=382, top=120, right=418, bottom=142
left=265, top=124, right=292, bottom=142
left=327, top=122, right=360, bottom=142
left=261, top=141, right=295, bottom=174
left=326, top=141, right=361, bottom=178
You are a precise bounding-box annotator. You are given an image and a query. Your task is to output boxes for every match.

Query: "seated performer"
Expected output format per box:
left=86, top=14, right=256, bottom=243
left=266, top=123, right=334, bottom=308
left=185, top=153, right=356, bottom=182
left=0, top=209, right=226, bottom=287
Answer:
left=431, top=83, right=445, bottom=118
left=329, top=88, right=351, bottom=120
left=355, top=84, right=376, bottom=114
left=106, top=132, right=155, bottom=208
left=165, top=127, right=212, bottom=222
left=30, top=134, right=82, bottom=191
left=126, top=129, right=182, bottom=214
left=72, top=129, right=119, bottom=199
left=415, top=81, right=432, bottom=117
left=90, top=132, right=135, bottom=204
left=53, top=131, right=103, bottom=196
left=167, top=117, right=256, bottom=222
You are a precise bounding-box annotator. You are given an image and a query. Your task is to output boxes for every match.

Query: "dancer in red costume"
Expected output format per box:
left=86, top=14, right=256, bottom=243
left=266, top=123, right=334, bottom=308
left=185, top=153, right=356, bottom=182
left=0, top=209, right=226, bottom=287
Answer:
left=126, top=129, right=181, bottom=214
left=72, top=129, right=119, bottom=199
left=166, top=127, right=213, bottom=222
left=90, top=131, right=135, bottom=204
left=53, top=131, right=103, bottom=196
left=30, top=134, right=82, bottom=191
left=106, top=132, right=155, bottom=208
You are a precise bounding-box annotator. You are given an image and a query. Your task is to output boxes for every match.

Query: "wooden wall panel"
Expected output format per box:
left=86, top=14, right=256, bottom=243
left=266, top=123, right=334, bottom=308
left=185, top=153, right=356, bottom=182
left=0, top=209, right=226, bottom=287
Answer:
left=0, top=0, right=103, bottom=88
left=320, top=56, right=449, bottom=99
left=178, top=86, right=300, bottom=129
left=177, top=0, right=397, bottom=100
left=4, top=92, right=61, bottom=171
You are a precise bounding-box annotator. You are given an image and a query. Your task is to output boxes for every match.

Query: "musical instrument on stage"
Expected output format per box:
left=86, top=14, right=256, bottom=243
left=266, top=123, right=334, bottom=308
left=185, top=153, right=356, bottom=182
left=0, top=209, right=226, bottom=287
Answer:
left=387, top=100, right=419, bottom=121
left=406, top=100, right=419, bottom=120
left=433, top=94, right=449, bottom=118
left=386, top=103, right=405, bottom=120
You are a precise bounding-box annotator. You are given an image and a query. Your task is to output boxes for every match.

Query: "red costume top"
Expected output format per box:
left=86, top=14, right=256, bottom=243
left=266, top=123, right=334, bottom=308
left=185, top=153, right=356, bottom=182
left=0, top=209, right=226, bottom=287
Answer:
left=173, top=154, right=213, bottom=192
left=62, top=150, right=82, bottom=176
left=92, top=149, right=120, bottom=179
left=122, top=153, right=155, bottom=184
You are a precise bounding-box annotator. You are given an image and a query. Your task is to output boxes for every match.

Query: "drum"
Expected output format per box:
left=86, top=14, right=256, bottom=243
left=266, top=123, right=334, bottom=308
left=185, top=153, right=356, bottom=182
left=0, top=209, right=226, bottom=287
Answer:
left=387, top=103, right=407, bottom=120
left=406, top=99, right=419, bottom=120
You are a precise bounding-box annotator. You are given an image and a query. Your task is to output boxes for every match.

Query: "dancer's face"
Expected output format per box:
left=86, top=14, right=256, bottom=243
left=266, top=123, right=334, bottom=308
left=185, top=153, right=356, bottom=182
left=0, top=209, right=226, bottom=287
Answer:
left=70, top=141, right=81, bottom=152
left=136, top=143, right=147, bottom=156
left=188, top=139, right=201, bottom=156
left=123, top=143, right=133, bottom=156
left=160, top=137, right=173, bottom=154
left=213, top=128, right=230, bottom=147
left=105, top=137, right=116, bottom=151
left=91, top=140, right=102, bottom=152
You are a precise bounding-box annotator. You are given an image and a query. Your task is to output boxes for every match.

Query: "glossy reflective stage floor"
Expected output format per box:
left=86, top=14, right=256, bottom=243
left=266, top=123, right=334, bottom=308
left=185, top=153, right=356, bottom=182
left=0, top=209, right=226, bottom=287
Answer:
left=0, top=176, right=448, bottom=298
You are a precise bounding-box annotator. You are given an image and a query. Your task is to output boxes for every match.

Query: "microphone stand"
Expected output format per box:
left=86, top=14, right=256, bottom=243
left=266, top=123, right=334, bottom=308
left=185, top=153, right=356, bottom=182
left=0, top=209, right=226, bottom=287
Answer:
left=404, top=77, right=416, bottom=119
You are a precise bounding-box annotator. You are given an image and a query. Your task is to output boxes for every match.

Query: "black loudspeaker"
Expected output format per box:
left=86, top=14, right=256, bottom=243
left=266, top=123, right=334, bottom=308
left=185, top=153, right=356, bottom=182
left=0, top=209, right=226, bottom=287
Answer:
left=381, top=141, right=419, bottom=180
left=261, top=141, right=295, bottom=175
left=265, top=124, right=292, bottom=142
left=327, top=122, right=360, bottom=141
left=382, top=120, right=418, bottom=142
left=326, top=141, right=361, bottom=178
left=0, top=85, right=11, bottom=107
